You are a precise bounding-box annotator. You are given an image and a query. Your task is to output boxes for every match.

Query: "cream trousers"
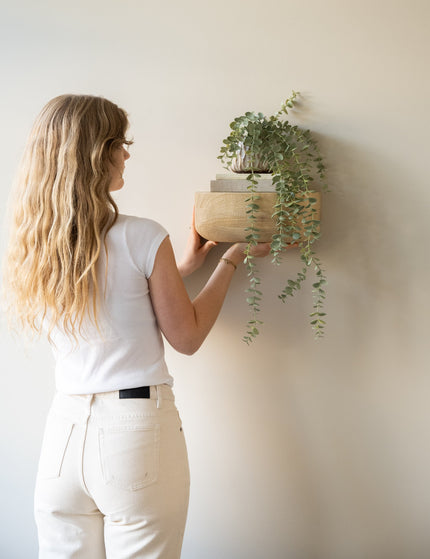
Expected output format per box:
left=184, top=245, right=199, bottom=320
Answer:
left=34, top=385, right=190, bottom=558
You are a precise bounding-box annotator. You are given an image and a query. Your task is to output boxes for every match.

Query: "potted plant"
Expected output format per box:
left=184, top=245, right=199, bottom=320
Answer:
left=198, top=92, right=328, bottom=343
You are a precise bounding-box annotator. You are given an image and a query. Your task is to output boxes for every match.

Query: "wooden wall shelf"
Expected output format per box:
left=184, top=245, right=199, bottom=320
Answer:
left=194, top=191, right=321, bottom=243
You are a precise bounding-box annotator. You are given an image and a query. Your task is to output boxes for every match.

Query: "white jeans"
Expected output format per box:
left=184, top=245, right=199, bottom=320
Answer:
left=34, top=385, right=190, bottom=558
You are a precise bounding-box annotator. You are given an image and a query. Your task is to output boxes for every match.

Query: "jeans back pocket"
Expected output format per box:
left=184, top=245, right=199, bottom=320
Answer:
left=99, top=424, right=160, bottom=491
left=38, top=415, right=74, bottom=479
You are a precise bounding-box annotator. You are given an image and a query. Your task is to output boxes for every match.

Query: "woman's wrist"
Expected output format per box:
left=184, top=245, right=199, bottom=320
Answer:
left=177, top=261, right=192, bottom=278
left=220, top=243, right=246, bottom=269
left=219, top=257, right=237, bottom=271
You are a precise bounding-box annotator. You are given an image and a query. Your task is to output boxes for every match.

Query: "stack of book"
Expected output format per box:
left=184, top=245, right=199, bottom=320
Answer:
left=210, top=173, right=275, bottom=192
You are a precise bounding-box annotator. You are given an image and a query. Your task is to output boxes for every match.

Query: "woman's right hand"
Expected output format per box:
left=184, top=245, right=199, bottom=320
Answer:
left=220, top=240, right=298, bottom=269
left=219, top=242, right=271, bottom=268
left=237, top=242, right=272, bottom=258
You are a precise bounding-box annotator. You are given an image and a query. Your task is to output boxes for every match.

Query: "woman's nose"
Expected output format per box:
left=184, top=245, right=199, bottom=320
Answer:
left=124, top=148, right=130, bottom=160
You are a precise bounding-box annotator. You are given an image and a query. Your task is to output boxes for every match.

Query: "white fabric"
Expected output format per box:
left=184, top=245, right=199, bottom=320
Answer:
left=34, top=386, right=190, bottom=558
left=51, top=214, right=172, bottom=394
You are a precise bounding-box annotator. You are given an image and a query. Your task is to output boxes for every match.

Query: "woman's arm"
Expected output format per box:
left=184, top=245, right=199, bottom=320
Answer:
left=148, top=236, right=270, bottom=355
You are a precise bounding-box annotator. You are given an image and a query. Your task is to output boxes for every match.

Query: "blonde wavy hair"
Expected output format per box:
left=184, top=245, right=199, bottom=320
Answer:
left=3, top=94, right=132, bottom=340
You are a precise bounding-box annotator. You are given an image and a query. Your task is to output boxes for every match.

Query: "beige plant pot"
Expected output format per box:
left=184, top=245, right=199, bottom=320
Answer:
left=194, top=191, right=321, bottom=243
left=229, top=146, right=271, bottom=173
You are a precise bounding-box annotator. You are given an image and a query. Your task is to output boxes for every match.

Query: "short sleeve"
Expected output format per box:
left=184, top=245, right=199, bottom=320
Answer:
left=123, top=215, right=169, bottom=278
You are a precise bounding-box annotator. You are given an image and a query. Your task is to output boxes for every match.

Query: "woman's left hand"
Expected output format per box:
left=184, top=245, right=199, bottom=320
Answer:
left=177, top=208, right=218, bottom=277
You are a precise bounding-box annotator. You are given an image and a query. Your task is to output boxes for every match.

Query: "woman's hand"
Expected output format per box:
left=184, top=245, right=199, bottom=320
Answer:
left=177, top=208, right=217, bottom=277
left=219, top=240, right=297, bottom=268
left=219, top=242, right=271, bottom=268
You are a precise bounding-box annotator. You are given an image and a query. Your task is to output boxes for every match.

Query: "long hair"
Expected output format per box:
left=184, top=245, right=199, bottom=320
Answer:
left=3, top=94, right=132, bottom=340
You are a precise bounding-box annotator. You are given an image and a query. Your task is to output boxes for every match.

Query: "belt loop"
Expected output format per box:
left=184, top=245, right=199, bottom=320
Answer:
left=156, top=385, right=162, bottom=409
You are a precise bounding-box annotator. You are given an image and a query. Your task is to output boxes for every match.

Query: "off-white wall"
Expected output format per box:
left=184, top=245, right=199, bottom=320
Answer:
left=1, top=1, right=429, bottom=557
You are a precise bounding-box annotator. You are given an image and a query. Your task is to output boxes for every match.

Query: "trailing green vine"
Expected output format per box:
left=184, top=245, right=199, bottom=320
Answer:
left=218, top=92, right=328, bottom=342
left=243, top=171, right=263, bottom=344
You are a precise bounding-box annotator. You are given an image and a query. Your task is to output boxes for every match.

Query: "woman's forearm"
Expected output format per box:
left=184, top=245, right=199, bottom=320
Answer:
left=186, top=246, right=244, bottom=351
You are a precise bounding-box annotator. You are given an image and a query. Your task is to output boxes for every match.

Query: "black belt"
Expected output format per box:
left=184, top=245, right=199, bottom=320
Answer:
left=119, top=386, right=151, bottom=399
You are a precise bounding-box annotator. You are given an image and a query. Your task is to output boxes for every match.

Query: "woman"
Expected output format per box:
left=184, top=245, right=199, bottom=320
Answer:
left=4, top=94, right=271, bottom=558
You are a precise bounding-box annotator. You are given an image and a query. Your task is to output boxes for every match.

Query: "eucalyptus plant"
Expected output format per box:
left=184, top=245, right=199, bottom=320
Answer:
left=218, top=92, right=328, bottom=343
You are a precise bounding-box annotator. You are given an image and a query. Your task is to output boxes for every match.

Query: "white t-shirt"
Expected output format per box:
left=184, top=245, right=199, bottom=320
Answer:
left=50, top=214, right=172, bottom=394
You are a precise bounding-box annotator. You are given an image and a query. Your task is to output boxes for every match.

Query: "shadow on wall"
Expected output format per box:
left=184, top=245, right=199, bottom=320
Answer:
left=320, top=134, right=426, bottom=359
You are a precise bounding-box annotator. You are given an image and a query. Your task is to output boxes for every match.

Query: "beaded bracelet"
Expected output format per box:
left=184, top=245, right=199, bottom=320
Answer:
left=219, top=257, right=237, bottom=270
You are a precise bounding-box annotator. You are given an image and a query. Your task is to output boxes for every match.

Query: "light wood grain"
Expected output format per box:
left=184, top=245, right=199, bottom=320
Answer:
left=195, top=192, right=321, bottom=242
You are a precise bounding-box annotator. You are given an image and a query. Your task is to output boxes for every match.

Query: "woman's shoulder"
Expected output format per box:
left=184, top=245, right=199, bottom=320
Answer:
left=112, top=213, right=169, bottom=250
left=116, top=214, right=163, bottom=228
left=115, top=213, right=168, bottom=237
left=113, top=214, right=169, bottom=276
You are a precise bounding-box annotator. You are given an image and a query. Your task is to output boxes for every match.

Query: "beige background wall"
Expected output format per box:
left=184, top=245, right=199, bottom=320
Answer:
left=1, top=1, right=429, bottom=557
